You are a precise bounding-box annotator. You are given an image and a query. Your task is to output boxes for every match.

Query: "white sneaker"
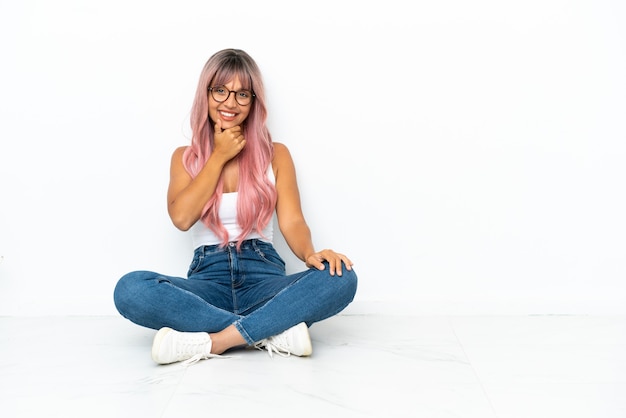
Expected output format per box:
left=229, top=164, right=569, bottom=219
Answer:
left=151, top=327, right=218, bottom=365
left=255, top=322, right=313, bottom=357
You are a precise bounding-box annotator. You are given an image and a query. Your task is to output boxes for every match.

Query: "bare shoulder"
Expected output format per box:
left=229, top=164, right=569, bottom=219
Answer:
left=172, top=145, right=188, bottom=159
left=273, top=142, right=289, bottom=156
left=170, top=146, right=188, bottom=166
left=272, top=142, right=294, bottom=167
left=271, top=142, right=297, bottom=187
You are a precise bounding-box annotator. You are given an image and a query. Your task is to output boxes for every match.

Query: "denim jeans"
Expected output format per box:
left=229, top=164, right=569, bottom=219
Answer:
left=113, top=239, right=358, bottom=345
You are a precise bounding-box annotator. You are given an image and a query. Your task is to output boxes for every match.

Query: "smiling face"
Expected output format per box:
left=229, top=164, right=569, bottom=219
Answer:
left=208, top=76, right=252, bottom=130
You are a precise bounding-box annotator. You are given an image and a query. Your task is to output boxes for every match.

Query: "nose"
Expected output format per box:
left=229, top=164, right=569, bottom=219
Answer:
left=223, top=91, right=238, bottom=106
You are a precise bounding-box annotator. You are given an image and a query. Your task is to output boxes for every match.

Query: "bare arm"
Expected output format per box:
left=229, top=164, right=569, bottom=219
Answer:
left=167, top=121, right=246, bottom=230
left=273, top=143, right=353, bottom=276
left=167, top=147, right=224, bottom=230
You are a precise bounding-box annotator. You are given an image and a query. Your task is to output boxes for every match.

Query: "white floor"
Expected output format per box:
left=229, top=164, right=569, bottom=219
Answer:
left=1, top=314, right=625, bottom=418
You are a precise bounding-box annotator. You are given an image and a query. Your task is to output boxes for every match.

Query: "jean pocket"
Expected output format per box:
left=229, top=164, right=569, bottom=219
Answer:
left=252, top=241, right=286, bottom=271
left=187, top=254, right=204, bottom=275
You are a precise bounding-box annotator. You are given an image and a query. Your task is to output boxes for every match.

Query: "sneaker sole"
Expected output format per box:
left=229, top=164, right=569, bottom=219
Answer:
left=151, top=327, right=173, bottom=364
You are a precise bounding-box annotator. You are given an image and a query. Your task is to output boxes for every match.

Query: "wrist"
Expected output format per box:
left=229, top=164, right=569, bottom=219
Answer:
left=302, top=251, right=315, bottom=263
left=207, top=153, right=229, bottom=168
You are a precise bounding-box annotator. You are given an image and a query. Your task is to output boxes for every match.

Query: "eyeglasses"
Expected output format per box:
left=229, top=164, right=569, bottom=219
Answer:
left=208, top=85, right=255, bottom=106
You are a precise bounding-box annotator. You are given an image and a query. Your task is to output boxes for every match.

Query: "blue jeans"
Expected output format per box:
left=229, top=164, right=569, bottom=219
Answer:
left=113, top=239, right=358, bottom=345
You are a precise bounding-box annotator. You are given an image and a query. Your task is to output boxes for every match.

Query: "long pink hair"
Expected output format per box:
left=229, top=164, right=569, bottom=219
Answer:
left=182, top=49, right=276, bottom=248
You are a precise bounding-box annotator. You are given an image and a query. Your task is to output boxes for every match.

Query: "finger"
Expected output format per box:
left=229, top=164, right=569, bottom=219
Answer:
left=325, top=257, right=338, bottom=276
left=342, top=255, right=353, bottom=270
left=333, top=258, right=343, bottom=276
left=307, top=254, right=325, bottom=271
left=310, top=259, right=325, bottom=271
left=214, top=119, right=223, bottom=134
left=328, top=253, right=353, bottom=276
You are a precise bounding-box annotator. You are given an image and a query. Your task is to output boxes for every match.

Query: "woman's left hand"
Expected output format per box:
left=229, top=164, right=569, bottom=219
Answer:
left=305, top=249, right=353, bottom=277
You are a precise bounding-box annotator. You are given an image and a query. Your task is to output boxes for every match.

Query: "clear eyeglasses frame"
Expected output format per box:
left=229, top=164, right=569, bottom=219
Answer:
left=208, top=85, right=256, bottom=106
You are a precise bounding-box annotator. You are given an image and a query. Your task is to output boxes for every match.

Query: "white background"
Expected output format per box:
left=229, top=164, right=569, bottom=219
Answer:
left=1, top=0, right=624, bottom=316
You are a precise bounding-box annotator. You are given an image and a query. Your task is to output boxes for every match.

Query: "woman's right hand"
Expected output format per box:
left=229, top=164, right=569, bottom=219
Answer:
left=213, top=119, right=246, bottom=163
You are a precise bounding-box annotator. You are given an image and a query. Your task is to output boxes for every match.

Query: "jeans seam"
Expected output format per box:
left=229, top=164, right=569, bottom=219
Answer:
left=233, top=320, right=255, bottom=345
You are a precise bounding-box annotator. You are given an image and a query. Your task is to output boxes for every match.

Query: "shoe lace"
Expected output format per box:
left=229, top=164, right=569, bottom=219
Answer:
left=176, top=336, right=225, bottom=366
left=181, top=352, right=222, bottom=366
left=255, top=335, right=292, bottom=358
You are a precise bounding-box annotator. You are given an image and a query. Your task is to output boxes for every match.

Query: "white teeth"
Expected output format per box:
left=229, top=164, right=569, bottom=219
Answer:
left=220, top=111, right=236, bottom=117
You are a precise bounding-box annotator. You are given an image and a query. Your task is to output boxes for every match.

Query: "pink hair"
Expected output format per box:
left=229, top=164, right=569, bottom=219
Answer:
left=182, top=49, right=276, bottom=249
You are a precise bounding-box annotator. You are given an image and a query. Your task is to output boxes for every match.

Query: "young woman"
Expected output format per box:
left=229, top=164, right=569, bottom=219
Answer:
left=113, top=49, right=358, bottom=365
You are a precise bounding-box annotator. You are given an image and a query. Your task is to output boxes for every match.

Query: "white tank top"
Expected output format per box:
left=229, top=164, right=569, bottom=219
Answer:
left=190, top=165, right=275, bottom=248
